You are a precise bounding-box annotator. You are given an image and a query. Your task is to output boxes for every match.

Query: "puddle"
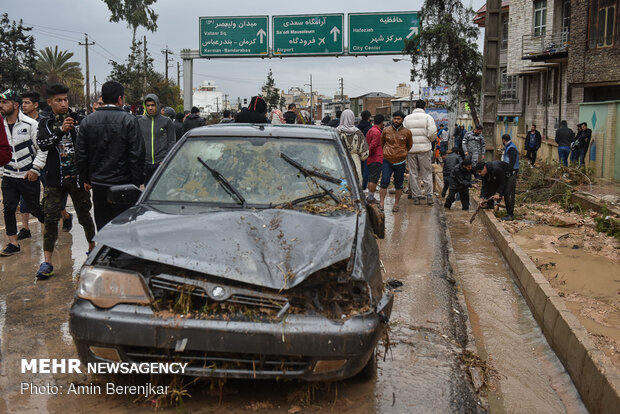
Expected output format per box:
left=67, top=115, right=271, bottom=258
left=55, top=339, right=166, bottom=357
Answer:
left=510, top=223, right=620, bottom=368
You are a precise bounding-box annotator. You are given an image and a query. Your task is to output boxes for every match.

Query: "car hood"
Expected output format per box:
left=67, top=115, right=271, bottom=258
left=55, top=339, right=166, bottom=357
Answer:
left=95, top=206, right=358, bottom=290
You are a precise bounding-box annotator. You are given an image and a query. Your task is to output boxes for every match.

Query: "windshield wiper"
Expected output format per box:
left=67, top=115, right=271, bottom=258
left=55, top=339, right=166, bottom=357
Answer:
left=280, top=152, right=342, bottom=185
left=197, top=156, right=247, bottom=208
left=276, top=188, right=340, bottom=208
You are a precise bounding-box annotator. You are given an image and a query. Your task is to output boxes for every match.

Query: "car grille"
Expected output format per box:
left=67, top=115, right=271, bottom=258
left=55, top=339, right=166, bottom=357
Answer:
left=124, top=346, right=311, bottom=377
left=150, top=273, right=290, bottom=319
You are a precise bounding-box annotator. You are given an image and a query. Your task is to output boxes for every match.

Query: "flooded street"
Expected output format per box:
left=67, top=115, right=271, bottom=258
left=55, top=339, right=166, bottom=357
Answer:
left=0, top=201, right=592, bottom=413
left=446, top=210, right=587, bottom=414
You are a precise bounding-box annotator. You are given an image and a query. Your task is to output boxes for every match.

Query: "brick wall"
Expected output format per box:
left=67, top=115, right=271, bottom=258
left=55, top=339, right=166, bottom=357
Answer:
left=568, top=0, right=620, bottom=86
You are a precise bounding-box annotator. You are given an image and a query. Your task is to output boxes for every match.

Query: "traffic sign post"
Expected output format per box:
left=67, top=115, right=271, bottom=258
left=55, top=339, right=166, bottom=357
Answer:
left=199, top=16, right=269, bottom=57
left=348, top=12, right=420, bottom=55
left=272, top=14, right=344, bottom=56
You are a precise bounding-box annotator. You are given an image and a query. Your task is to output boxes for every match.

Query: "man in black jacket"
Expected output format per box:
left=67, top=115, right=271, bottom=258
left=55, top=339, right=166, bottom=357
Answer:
left=234, top=96, right=269, bottom=123
left=76, top=81, right=145, bottom=231
left=283, top=103, right=297, bottom=124
left=444, top=158, right=472, bottom=210
left=475, top=160, right=516, bottom=220
left=554, top=120, right=574, bottom=166
left=183, top=107, right=204, bottom=133
left=36, top=83, right=96, bottom=279
left=441, top=148, right=462, bottom=198
left=576, top=122, right=592, bottom=166
left=524, top=124, right=542, bottom=167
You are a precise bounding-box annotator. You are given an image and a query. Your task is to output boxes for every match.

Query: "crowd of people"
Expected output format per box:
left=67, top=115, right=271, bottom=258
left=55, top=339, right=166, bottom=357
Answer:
left=4, top=83, right=583, bottom=278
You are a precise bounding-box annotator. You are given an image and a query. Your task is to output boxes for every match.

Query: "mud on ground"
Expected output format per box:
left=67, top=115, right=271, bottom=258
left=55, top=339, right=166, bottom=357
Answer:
left=500, top=202, right=620, bottom=369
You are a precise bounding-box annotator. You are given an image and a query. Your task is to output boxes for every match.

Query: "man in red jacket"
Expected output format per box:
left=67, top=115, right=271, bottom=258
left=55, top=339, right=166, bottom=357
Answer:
left=0, top=114, right=11, bottom=166
left=365, top=114, right=384, bottom=204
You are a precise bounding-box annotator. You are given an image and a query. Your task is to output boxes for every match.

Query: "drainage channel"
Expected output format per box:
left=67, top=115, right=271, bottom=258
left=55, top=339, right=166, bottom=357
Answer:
left=446, top=209, right=588, bottom=414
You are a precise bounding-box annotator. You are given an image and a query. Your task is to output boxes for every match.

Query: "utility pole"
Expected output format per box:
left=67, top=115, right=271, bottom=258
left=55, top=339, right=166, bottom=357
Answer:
left=143, top=36, right=148, bottom=92
left=309, top=75, right=314, bottom=122
left=339, top=77, right=344, bottom=107
left=93, top=75, right=97, bottom=98
left=161, top=46, right=174, bottom=83
left=224, top=94, right=229, bottom=110
left=79, top=34, right=95, bottom=112
left=177, top=62, right=180, bottom=86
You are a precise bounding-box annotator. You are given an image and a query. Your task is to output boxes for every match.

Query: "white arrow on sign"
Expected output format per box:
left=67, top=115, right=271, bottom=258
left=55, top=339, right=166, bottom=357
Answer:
left=406, top=26, right=418, bottom=39
left=257, top=28, right=266, bottom=44
left=330, top=26, right=341, bottom=42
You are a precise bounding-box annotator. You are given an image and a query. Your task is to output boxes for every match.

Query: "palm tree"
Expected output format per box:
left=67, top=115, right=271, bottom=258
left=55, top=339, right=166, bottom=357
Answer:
left=36, top=46, right=83, bottom=85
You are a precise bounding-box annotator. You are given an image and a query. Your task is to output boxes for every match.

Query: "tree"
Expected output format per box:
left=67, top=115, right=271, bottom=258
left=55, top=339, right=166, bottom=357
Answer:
left=108, top=40, right=182, bottom=109
left=0, top=13, right=38, bottom=91
left=261, top=69, right=284, bottom=111
left=103, top=0, right=158, bottom=50
left=37, top=46, right=85, bottom=107
left=404, top=0, right=482, bottom=125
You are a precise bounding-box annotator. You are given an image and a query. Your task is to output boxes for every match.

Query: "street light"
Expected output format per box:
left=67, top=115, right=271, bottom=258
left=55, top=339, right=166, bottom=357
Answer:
left=392, top=57, right=412, bottom=63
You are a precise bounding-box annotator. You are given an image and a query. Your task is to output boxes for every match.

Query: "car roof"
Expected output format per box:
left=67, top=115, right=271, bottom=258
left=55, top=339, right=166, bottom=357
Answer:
left=185, top=124, right=339, bottom=140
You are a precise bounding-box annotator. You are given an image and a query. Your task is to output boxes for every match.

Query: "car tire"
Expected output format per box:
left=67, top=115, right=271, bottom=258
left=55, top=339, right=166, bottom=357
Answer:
left=356, top=349, right=377, bottom=381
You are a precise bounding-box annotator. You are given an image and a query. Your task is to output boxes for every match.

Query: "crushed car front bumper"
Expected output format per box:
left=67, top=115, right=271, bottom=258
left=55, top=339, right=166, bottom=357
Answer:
left=69, top=292, right=393, bottom=381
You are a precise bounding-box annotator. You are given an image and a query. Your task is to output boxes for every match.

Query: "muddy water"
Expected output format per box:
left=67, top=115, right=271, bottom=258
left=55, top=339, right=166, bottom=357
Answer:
left=0, top=200, right=480, bottom=413
left=447, top=210, right=588, bottom=414
left=511, top=224, right=620, bottom=367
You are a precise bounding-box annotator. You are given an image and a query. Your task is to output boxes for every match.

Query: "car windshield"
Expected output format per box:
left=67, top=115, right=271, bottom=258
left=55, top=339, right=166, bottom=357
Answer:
left=147, top=137, right=353, bottom=210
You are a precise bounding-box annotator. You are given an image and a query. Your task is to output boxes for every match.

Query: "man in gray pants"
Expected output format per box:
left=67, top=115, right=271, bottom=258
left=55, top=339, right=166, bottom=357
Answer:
left=403, top=99, right=438, bottom=205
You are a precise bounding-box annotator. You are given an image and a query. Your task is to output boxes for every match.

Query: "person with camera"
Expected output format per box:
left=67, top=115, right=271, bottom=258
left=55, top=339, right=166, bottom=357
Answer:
left=36, top=83, right=96, bottom=279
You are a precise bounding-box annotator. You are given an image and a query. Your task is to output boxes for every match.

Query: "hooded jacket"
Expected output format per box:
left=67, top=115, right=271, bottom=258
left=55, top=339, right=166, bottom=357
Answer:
left=443, top=151, right=462, bottom=177
left=403, top=108, right=438, bottom=153
left=235, top=96, right=269, bottom=123
left=76, top=106, right=145, bottom=187
left=182, top=113, right=204, bottom=133
left=450, top=162, right=473, bottom=190
left=138, top=94, right=176, bottom=165
left=554, top=121, right=574, bottom=147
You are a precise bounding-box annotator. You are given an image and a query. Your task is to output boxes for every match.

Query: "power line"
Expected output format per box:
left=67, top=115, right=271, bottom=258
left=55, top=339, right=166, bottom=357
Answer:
left=22, top=21, right=86, bottom=35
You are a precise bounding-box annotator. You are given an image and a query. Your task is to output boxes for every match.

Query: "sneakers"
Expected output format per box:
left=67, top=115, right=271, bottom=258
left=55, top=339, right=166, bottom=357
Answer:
left=427, top=196, right=433, bottom=205
left=62, top=212, right=73, bottom=232
left=0, top=243, right=20, bottom=256
left=36, top=262, right=54, bottom=279
left=413, top=198, right=420, bottom=205
left=501, top=214, right=515, bottom=221
left=17, top=228, right=31, bottom=240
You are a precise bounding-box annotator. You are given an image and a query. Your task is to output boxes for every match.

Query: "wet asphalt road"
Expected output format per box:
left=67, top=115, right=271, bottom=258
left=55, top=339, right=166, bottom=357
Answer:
left=0, top=197, right=578, bottom=413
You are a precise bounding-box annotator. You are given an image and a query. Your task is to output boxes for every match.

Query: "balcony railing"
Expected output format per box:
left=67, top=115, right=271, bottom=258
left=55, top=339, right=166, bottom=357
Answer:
left=522, top=30, right=570, bottom=60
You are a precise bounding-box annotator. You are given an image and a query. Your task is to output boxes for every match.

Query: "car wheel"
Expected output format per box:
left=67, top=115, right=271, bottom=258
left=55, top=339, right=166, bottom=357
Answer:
left=356, top=349, right=377, bottom=381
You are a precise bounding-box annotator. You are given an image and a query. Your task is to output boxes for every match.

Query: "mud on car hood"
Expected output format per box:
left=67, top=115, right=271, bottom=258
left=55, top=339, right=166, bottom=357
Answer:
left=95, top=206, right=358, bottom=290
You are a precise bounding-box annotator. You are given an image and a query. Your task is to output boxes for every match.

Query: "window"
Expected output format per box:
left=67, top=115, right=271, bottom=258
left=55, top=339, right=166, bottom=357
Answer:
left=501, top=69, right=518, bottom=100
left=534, top=0, right=547, bottom=36
left=562, top=0, right=571, bottom=33
left=589, top=0, right=618, bottom=48
left=501, top=17, right=509, bottom=49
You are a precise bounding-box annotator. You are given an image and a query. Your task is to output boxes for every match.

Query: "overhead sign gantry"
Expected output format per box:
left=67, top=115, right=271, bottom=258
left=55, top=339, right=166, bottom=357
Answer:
left=184, top=11, right=420, bottom=109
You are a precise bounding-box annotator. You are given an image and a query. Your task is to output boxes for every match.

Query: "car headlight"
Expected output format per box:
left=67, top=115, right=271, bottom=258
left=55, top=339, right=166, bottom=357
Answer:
left=77, top=266, right=153, bottom=309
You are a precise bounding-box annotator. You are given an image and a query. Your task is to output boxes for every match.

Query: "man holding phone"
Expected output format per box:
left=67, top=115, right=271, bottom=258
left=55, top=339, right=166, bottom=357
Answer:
left=36, top=83, right=96, bottom=279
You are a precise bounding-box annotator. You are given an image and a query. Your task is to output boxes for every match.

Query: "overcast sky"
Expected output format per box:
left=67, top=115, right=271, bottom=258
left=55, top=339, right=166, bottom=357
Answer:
left=4, top=0, right=485, bottom=104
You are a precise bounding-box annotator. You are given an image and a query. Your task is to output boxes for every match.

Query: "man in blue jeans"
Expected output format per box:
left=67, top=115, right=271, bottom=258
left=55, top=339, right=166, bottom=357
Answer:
left=554, top=120, right=574, bottom=166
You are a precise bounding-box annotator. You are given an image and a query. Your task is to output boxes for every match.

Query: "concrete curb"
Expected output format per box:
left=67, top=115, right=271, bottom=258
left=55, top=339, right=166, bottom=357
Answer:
left=571, top=192, right=620, bottom=216
left=478, top=206, right=620, bottom=414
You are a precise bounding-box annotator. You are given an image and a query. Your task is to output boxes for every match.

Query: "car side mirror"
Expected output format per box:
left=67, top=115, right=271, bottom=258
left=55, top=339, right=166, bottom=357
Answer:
left=366, top=203, right=385, bottom=239
left=107, top=184, right=142, bottom=206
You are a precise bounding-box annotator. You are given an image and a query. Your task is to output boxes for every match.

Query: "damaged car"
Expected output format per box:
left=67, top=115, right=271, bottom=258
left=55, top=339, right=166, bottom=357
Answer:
left=69, top=124, right=392, bottom=381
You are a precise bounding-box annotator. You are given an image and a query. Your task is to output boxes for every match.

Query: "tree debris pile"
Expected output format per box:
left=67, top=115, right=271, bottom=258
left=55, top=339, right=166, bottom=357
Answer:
left=516, top=162, right=595, bottom=205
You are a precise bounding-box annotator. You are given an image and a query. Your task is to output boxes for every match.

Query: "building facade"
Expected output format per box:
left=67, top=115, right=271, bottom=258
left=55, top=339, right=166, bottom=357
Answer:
left=193, top=81, right=225, bottom=115
left=350, top=92, right=393, bottom=117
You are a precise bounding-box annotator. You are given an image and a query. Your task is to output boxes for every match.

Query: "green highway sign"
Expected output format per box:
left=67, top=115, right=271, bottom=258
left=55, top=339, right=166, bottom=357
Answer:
left=348, top=12, right=420, bottom=55
left=273, top=14, right=344, bottom=56
left=199, top=16, right=269, bottom=57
